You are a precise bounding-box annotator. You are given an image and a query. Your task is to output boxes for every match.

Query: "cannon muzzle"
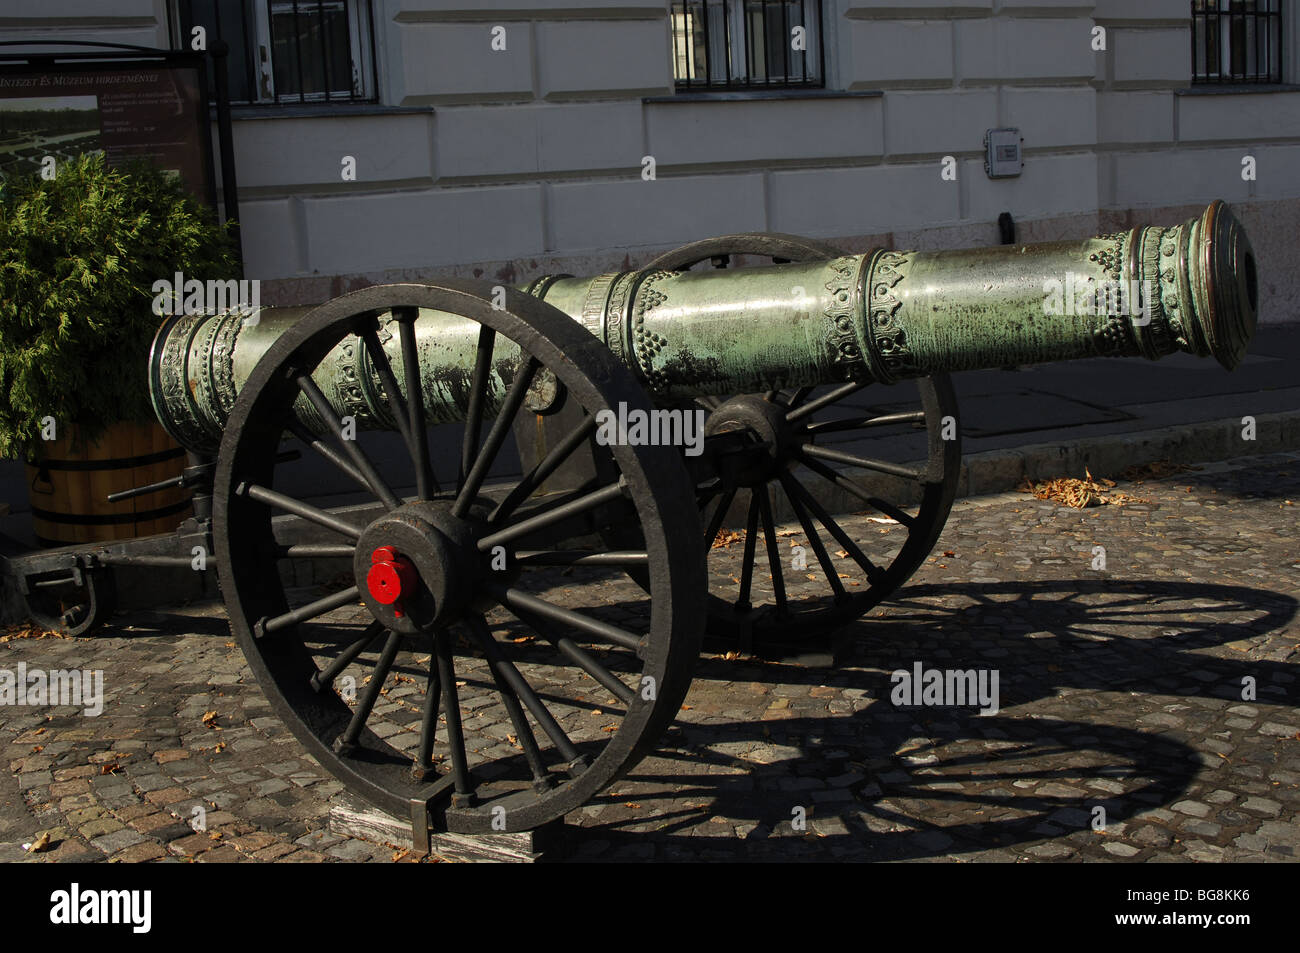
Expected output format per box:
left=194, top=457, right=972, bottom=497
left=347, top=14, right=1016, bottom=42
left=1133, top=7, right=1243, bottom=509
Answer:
left=150, top=201, right=1257, bottom=454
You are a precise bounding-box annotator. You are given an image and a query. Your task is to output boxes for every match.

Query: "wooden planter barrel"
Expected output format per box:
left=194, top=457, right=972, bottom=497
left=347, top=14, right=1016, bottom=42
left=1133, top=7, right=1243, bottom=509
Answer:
left=24, top=420, right=192, bottom=546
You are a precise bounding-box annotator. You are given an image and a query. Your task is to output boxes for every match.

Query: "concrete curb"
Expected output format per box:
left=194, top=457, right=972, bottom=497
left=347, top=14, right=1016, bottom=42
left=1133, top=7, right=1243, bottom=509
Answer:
left=743, top=410, right=1300, bottom=525
left=956, top=410, right=1299, bottom=498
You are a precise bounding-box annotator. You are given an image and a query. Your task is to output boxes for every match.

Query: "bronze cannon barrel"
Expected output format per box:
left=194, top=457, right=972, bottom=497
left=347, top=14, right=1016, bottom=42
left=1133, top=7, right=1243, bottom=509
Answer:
left=150, top=200, right=1258, bottom=454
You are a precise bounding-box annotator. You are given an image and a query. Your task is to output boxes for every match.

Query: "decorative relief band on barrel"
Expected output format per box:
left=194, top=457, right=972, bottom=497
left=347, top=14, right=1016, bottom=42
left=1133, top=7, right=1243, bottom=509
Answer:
left=631, top=270, right=675, bottom=389
left=1158, top=226, right=1190, bottom=352
left=603, top=272, right=637, bottom=367
left=210, top=312, right=245, bottom=420
left=334, top=337, right=372, bottom=428
left=1132, top=226, right=1174, bottom=361
left=192, top=314, right=223, bottom=429
left=524, top=273, right=571, bottom=303
left=152, top=312, right=215, bottom=454
left=1089, top=232, right=1134, bottom=357
left=579, top=272, right=618, bottom=341
left=823, top=256, right=861, bottom=379
left=1094, top=232, right=1126, bottom=283
left=860, top=250, right=916, bottom=384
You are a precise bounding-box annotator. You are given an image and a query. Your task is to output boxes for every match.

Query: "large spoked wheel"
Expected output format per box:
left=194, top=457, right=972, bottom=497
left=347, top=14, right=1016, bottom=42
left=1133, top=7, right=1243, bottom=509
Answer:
left=213, top=281, right=704, bottom=833
left=645, top=235, right=962, bottom=644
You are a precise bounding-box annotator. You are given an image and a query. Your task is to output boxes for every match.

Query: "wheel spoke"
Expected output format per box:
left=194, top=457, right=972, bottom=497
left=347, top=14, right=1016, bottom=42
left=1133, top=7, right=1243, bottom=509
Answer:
left=800, top=443, right=924, bottom=482
left=396, top=307, right=437, bottom=500
left=797, top=455, right=918, bottom=527
left=339, top=627, right=402, bottom=749
left=506, top=605, right=636, bottom=705
left=258, top=586, right=360, bottom=636
left=485, top=584, right=642, bottom=652
left=459, top=324, right=497, bottom=489
left=802, top=409, right=926, bottom=436
left=696, top=477, right=723, bottom=502
left=237, top=482, right=364, bottom=540
left=478, top=481, right=626, bottom=552
left=702, top=486, right=738, bottom=548
left=359, top=322, right=417, bottom=461
left=489, top=415, right=597, bottom=525
left=273, top=543, right=357, bottom=559
left=755, top=483, right=788, bottom=616
left=467, top=616, right=572, bottom=777
left=784, top=385, right=814, bottom=409
left=288, top=421, right=369, bottom=491
left=735, top=491, right=761, bottom=611
left=413, top=649, right=442, bottom=775
left=434, top=630, right=474, bottom=799
left=454, top=357, right=539, bottom=518
left=512, top=550, right=648, bottom=567
left=785, top=380, right=867, bottom=424
left=507, top=604, right=636, bottom=705
left=295, top=372, right=402, bottom=509
left=778, top=472, right=846, bottom=600
left=783, top=473, right=886, bottom=585
left=311, top=620, right=385, bottom=691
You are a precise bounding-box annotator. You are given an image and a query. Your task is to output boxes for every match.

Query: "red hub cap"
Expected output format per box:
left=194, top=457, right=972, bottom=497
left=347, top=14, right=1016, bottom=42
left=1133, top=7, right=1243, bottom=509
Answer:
left=367, top=546, right=417, bottom=617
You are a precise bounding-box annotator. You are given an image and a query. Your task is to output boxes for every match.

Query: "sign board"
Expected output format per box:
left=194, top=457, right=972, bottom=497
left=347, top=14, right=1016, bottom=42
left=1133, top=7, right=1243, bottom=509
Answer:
left=0, top=53, right=215, bottom=208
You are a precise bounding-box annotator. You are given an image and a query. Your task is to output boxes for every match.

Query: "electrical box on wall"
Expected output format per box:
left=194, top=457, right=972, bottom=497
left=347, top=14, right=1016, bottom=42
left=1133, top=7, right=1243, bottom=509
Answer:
left=984, top=128, right=1024, bottom=179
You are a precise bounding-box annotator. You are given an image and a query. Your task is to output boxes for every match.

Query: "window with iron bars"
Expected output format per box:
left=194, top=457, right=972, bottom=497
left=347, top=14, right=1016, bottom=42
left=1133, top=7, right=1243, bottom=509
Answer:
left=672, top=0, right=824, bottom=90
left=176, top=0, right=378, bottom=105
left=1192, top=0, right=1284, bottom=84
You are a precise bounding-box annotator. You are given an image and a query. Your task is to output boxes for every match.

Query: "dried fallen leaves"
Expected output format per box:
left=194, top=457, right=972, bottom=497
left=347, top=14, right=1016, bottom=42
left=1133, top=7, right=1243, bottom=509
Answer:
left=0, top=624, right=67, bottom=643
left=26, top=832, right=52, bottom=853
left=1018, top=468, right=1149, bottom=508
left=711, top=529, right=744, bottom=550
left=201, top=711, right=221, bottom=729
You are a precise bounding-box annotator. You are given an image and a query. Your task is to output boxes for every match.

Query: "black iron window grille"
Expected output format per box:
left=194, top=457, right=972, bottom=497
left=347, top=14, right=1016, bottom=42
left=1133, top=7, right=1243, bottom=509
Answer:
left=178, top=0, right=378, bottom=105
left=672, top=0, right=824, bottom=90
left=1192, top=0, right=1284, bottom=84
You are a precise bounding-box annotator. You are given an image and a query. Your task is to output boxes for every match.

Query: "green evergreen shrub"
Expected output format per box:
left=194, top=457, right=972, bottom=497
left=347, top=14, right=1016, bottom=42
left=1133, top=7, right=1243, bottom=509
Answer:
left=0, top=153, right=238, bottom=460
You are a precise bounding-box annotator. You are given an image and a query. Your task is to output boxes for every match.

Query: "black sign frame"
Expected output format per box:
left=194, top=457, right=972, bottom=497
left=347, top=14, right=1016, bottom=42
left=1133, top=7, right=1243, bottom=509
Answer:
left=0, top=41, right=222, bottom=217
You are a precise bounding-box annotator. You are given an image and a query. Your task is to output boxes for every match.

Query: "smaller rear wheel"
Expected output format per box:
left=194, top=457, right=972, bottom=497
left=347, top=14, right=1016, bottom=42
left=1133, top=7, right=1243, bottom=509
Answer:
left=645, top=234, right=963, bottom=646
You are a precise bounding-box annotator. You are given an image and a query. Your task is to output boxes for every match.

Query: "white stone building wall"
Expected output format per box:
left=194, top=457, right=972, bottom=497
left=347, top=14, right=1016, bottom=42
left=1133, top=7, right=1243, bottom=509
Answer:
left=3, top=0, right=1299, bottom=321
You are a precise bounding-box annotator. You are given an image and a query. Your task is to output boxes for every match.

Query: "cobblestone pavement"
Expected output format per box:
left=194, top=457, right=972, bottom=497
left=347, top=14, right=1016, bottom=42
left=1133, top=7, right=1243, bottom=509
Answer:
left=1, top=451, right=1296, bottom=863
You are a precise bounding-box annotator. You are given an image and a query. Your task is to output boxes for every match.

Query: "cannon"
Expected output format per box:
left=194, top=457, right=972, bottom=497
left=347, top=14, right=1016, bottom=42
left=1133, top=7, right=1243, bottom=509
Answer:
left=6, top=201, right=1258, bottom=839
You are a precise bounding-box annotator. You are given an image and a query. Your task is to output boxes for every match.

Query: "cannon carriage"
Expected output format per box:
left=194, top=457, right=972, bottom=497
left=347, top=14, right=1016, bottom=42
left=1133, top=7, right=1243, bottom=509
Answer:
left=4, top=201, right=1259, bottom=838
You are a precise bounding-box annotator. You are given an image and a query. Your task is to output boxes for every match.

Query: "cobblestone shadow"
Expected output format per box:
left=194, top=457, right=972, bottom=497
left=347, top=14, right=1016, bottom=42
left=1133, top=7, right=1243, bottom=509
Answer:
left=564, top=578, right=1296, bottom=861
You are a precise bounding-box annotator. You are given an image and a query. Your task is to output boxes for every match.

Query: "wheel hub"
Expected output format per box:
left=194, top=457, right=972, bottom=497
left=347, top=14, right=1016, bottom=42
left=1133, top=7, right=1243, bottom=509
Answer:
left=366, top=546, right=417, bottom=614
left=355, top=501, right=488, bottom=633
left=704, top=395, right=798, bottom=488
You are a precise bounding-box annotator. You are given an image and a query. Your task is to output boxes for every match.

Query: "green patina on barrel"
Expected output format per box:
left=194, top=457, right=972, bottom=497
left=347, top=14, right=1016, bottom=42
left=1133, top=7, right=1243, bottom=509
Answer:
left=149, top=201, right=1258, bottom=454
